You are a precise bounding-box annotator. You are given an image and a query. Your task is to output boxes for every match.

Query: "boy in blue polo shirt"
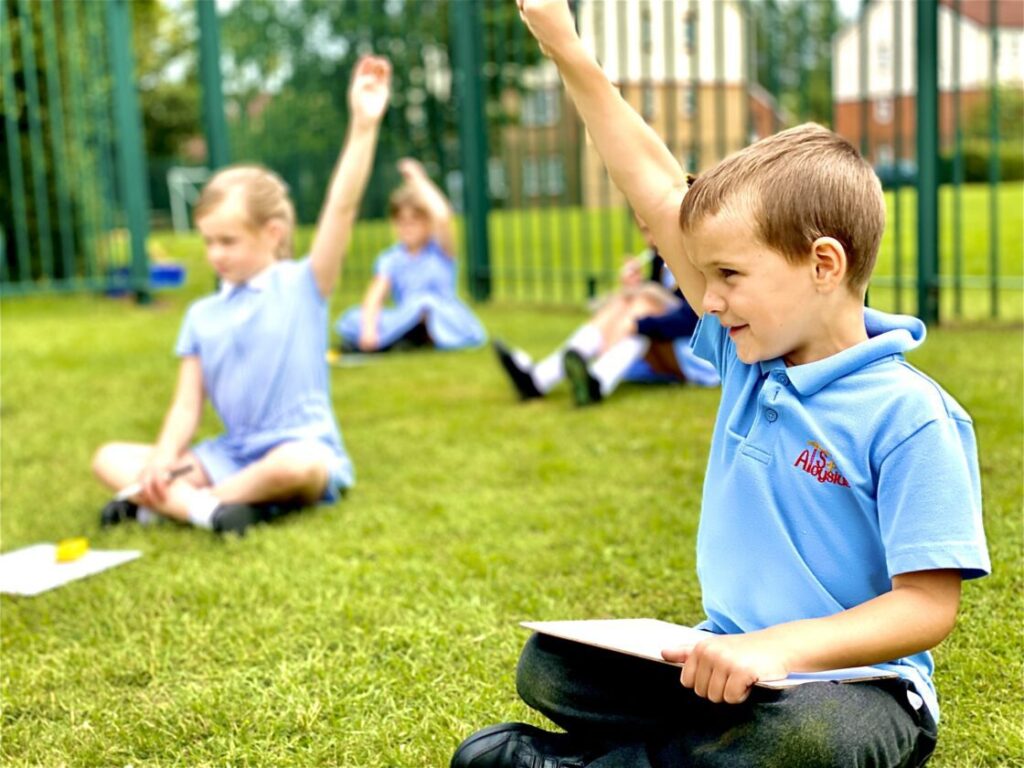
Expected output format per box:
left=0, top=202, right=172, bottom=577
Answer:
left=450, top=3, right=990, bottom=767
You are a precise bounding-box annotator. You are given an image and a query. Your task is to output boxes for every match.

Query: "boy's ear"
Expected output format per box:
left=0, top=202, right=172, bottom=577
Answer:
left=810, top=237, right=848, bottom=292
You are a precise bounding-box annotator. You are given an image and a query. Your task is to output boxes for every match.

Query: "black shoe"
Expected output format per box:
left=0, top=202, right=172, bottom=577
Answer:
left=100, top=499, right=139, bottom=527
left=210, top=503, right=267, bottom=535
left=450, top=722, right=588, bottom=768
left=493, top=340, right=541, bottom=400
left=563, top=349, right=603, bottom=407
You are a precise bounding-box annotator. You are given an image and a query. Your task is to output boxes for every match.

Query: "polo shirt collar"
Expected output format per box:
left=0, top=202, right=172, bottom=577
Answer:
left=759, top=308, right=926, bottom=396
left=219, top=262, right=276, bottom=296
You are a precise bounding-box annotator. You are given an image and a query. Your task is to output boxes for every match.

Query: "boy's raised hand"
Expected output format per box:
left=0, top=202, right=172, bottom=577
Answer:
left=349, top=54, right=392, bottom=126
left=517, top=0, right=581, bottom=58
left=662, top=632, right=790, bottom=704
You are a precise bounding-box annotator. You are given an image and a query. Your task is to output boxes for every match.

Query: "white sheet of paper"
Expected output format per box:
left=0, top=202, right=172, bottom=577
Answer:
left=0, top=544, right=141, bottom=597
left=521, top=618, right=898, bottom=689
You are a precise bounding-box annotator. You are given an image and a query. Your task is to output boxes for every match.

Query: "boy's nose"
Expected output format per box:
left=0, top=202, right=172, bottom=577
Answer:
left=702, top=288, right=725, bottom=314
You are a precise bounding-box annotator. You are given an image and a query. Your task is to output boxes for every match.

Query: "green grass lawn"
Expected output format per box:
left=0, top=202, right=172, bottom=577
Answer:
left=2, top=258, right=1022, bottom=764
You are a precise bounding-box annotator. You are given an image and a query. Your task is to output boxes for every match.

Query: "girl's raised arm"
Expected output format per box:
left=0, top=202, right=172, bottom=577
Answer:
left=397, top=158, right=457, bottom=258
left=309, top=55, right=392, bottom=299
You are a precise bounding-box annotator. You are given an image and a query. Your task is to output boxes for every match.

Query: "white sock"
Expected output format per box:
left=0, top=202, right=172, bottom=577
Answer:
left=565, top=323, right=603, bottom=358
left=592, top=336, right=650, bottom=396
left=533, top=324, right=603, bottom=394
left=186, top=491, right=220, bottom=529
left=136, top=506, right=159, bottom=526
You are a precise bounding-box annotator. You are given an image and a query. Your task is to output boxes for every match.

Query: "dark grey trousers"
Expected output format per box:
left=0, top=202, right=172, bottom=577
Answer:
left=516, top=634, right=938, bottom=768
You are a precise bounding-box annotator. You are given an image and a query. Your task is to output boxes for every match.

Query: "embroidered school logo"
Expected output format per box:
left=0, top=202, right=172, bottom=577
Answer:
left=793, top=440, right=851, bottom=488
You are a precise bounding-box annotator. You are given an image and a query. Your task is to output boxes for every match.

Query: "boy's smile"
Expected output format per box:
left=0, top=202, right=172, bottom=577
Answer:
left=684, top=207, right=862, bottom=367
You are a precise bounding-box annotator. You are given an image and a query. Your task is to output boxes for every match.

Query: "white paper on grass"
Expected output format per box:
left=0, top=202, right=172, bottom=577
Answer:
left=0, top=544, right=141, bottom=597
left=520, top=618, right=898, bottom=689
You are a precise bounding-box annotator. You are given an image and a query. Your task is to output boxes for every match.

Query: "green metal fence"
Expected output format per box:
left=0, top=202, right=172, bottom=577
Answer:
left=3, top=0, right=1020, bottom=321
left=1, top=0, right=151, bottom=299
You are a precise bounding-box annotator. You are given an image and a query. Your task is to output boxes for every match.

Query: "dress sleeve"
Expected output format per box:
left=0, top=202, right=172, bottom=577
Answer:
left=174, top=306, right=199, bottom=357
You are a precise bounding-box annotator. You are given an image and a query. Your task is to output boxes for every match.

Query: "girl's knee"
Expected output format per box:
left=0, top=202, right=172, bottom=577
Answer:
left=264, top=444, right=328, bottom=494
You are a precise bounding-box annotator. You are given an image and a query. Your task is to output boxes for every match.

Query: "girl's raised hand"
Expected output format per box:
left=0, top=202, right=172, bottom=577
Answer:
left=517, top=0, right=580, bottom=59
left=349, top=55, right=392, bottom=125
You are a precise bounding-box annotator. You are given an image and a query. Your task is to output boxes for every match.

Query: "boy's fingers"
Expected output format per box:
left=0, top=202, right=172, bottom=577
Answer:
left=660, top=645, right=692, bottom=663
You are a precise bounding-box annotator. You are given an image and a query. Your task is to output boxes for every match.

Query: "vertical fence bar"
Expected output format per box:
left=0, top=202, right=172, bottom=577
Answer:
left=574, top=0, right=595, bottom=300
left=952, top=0, right=963, bottom=317
left=107, top=0, right=151, bottom=303
left=763, top=0, right=778, bottom=134
left=987, top=0, right=1000, bottom=318
left=893, top=0, right=903, bottom=314
left=63, top=0, right=99, bottom=286
left=16, top=0, right=53, bottom=282
left=1, top=0, right=31, bottom=286
left=451, top=0, right=491, bottom=302
left=198, top=0, right=230, bottom=170
left=616, top=1, right=631, bottom=267
left=916, top=0, right=940, bottom=325
left=798, top=1, right=809, bottom=122
left=598, top=0, right=612, bottom=290
left=714, top=0, right=725, bottom=158
left=858, top=0, right=869, bottom=159
left=743, top=0, right=754, bottom=143
left=690, top=0, right=702, bottom=166
left=84, top=0, right=121, bottom=277
left=39, top=0, right=74, bottom=286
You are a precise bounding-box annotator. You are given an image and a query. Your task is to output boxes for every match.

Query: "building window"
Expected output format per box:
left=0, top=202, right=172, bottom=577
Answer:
left=682, top=86, right=696, bottom=118
left=642, top=86, right=656, bottom=121
left=488, top=157, right=508, bottom=200
left=684, top=10, right=697, bottom=54
left=641, top=6, right=653, bottom=54
left=877, top=42, right=891, bottom=76
left=523, top=155, right=565, bottom=197
left=522, top=88, right=561, bottom=127
left=874, top=97, right=893, bottom=125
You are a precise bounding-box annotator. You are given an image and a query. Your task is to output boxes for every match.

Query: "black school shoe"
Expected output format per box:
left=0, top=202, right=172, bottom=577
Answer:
left=211, top=501, right=303, bottom=535
left=100, top=499, right=139, bottom=527
left=211, top=503, right=268, bottom=535
left=563, top=349, right=603, bottom=407
left=493, top=340, right=542, bottom=400
left=450, top=722, right=588, bottom=768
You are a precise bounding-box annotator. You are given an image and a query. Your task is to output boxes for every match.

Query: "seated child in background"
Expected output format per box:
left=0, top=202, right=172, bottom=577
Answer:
left=494, top=218, right=718, bottom=407
left=334, top=158, right=487, bottom=353
left=450, top=3, right=989, bottom=767
left=91, top=56, right=392, bottom=535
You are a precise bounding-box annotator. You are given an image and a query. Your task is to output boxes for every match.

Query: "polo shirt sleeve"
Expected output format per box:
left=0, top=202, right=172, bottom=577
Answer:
left=876, top=415, right=991, bottom=580
left=175, top=306, right=199, bottom=357
left=691, top=313, right=734, bottom=379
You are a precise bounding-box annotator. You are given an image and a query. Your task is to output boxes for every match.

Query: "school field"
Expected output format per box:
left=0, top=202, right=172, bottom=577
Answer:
left=1, top=233, right=1022, bottom=766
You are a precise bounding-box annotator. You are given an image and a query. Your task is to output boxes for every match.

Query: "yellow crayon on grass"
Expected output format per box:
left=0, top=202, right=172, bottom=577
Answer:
left=55, top=537, right=89, bottom=563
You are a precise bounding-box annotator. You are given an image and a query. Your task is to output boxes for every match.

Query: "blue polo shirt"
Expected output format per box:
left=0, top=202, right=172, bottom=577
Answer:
left=691, top=308, right=990, bottom=721
left=175, top=257, right=353, bottom=488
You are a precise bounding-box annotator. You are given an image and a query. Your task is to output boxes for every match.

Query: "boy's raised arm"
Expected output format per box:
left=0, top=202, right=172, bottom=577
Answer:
left=518, top=0, right=706, bottom=312
left=309, top=55, right=392, bottom=299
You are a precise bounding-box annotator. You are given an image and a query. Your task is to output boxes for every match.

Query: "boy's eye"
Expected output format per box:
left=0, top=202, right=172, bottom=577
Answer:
left=719, top=268, right=738, bottom=279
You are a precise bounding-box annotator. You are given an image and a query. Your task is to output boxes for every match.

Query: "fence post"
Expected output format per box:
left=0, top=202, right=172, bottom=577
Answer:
left=915, top=0, right=939, bottom=325
left=450, top=0, right=491, bottom=302
left=198, top=0, right=231, bottom=170
left=107, top=0, right=152, bottom=304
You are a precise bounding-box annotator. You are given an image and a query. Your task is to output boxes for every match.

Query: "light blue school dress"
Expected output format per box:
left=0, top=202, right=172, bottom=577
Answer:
left=176, top=258, right=353, bottom=500
left=335, top=238, right=486, bottom=350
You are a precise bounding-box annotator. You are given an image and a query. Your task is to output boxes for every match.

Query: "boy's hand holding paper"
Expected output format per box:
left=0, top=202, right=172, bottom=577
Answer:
left=662, top=631, right=789, bottom=704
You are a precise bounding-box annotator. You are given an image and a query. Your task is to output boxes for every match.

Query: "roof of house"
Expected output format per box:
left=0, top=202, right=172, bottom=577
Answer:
left=940, top=0, right=1024, bottom=29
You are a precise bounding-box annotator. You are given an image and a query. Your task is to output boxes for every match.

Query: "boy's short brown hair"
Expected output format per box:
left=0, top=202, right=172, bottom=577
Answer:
left=679, top=123, right=885, bottom=291
left=388, top=185, right=430, bottom=219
